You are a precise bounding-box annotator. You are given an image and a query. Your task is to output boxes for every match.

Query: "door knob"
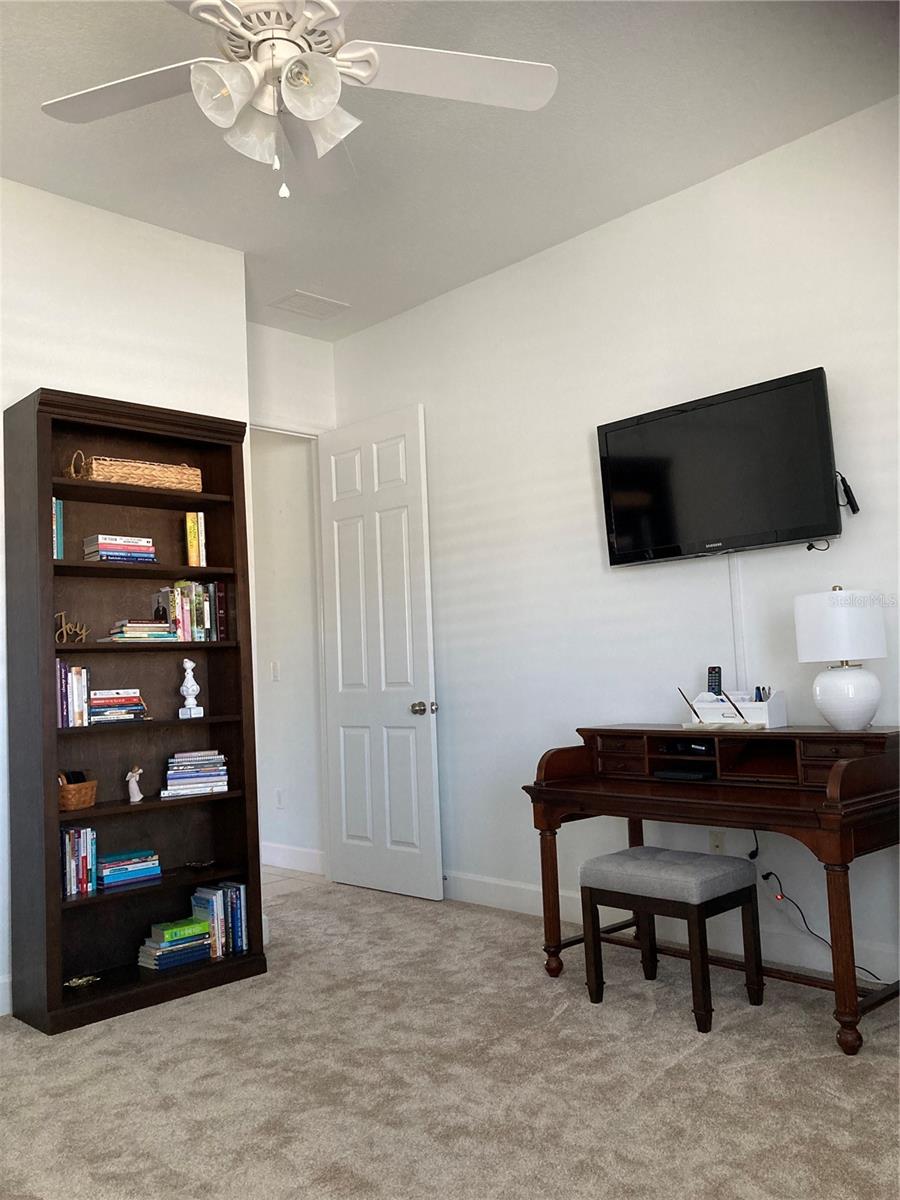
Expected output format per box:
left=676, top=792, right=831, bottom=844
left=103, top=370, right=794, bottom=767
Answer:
left=410, top=701, right=427, bottom=715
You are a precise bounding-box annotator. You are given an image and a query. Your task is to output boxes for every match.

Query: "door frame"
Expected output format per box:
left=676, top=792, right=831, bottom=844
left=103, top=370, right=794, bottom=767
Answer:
left=248, top=422, right=333, bottom=881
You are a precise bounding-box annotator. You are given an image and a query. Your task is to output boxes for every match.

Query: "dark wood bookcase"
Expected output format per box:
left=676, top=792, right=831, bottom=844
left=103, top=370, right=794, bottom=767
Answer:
left=5, top=389, right=267, bottom=1033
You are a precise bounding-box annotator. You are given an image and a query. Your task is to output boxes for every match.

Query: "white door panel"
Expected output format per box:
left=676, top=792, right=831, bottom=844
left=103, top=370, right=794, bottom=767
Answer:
left=318, top=405, right=442, bottom=899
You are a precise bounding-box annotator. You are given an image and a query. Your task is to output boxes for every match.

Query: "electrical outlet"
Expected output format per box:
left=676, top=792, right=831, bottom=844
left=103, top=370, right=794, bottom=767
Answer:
left=275, top=788, right=285, bottom=811
left=709, top=828, right=726, bottom=855
left=270, top=660, right=280, bottom=682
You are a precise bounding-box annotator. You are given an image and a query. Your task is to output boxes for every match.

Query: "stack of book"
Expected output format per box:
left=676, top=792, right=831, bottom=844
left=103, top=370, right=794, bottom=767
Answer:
left=161, top=751, right=228, bottom=798
left=192, top=882, right=247, bottom=958
left=98, top=850, right=161, bottom=889
left=98, top=619, right=178, bottom=643
left=83, top=533, right=157, bottom=563
left=88, top=687, right=149, bottom=724
left=185, top=512, right=208, bottom=567
left=160, top=580, right=229, bottom=642
left=51, top=498, right=64, bottom=559
left=61, top=826, right=96, bottom=897
left=138, top=916, right=212, bottom=972
left=57, top=662, right=90, bottom=727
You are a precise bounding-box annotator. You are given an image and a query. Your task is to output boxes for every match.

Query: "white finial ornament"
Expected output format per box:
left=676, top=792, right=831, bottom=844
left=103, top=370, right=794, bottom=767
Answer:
left=179, top=657, right=205, bottom=719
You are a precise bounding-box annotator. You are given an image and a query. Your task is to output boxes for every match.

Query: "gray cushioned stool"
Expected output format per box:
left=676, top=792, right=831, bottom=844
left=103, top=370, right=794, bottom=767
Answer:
left=580, top=846, right=764, bottom=1032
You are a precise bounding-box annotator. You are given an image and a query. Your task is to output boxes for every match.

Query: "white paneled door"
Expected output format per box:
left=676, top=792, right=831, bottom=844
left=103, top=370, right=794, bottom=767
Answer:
left=317, top=405, right=443, bottom=899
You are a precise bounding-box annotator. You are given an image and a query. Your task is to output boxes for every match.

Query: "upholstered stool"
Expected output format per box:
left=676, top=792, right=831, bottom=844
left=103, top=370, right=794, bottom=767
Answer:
left=579, top=846, right=764, bottom=1032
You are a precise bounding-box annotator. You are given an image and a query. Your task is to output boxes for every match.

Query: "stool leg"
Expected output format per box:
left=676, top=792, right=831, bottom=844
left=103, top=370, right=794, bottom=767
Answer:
left=581, top=887, right=604, bottom=1003
left=637, top=913, right=658, bottom=980
left=741, top=890, right=765, bottom=1007
left=686, top=909, right=713, bottom=1033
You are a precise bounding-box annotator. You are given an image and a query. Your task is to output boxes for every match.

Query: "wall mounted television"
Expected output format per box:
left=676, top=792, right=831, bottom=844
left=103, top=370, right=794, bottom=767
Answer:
left=597, top=368, right=841, bottom=566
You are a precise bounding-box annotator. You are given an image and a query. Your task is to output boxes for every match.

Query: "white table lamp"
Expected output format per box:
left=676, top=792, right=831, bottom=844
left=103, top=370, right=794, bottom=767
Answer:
left=794, top=586, right=887, bottom=731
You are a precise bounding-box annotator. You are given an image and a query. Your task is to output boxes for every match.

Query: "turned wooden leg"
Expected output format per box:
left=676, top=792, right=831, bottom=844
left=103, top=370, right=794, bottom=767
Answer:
left=741, top=889, right=765, bottom=1007
left=539, top=828, right=563, bottom=977
left=637, top=912, right=658, bottom=980
left=581, top=887, right=604, bottom=1003
left=825, top=864, right=863, bottom=1055
left=687, top=908, right=713, bottom=1033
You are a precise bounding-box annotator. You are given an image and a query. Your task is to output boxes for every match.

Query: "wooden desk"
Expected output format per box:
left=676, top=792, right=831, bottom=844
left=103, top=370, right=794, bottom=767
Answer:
left=524, top=724, right=899, bottom=1054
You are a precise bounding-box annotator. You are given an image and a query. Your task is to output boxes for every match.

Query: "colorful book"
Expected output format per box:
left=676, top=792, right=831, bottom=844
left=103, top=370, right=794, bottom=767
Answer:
left=185, top=513, right=201, bottom=567
left=150, top=917, right=209, bottom=943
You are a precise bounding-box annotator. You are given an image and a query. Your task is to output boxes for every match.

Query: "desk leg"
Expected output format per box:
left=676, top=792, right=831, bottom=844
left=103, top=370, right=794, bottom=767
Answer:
left=824, top=864, right=862, bottom=1056
left=539, top=829, right=563, bottom=977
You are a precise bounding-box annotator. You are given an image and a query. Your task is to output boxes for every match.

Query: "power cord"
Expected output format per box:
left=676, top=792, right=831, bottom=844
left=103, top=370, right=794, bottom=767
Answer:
left=747, top=833, right=881, bottom=982
left=806, top=539, right=830, bottom=552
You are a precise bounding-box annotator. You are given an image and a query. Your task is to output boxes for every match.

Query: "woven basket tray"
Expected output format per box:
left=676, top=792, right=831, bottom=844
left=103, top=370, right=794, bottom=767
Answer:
left=58, top=775, right=97, bottom=812
left=67, top=450, right=202, bottom=493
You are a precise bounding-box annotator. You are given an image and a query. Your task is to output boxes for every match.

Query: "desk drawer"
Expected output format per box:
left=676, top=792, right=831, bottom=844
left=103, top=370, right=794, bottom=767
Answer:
left=597, top=735, right=645, bottom=755
left=801, top=762, right=834, bottom=787
left=801, top=739, right=867, bottom=761
left=598, top=756, right=646, bottom=776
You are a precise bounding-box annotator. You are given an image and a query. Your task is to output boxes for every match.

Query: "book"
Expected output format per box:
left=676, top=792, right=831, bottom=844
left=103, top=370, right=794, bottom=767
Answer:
left=83, top=534, right=154, bottom=547
left=219, top=881, right=248, bottom=953
left=185, top=513, right=201, bottom=567
left=52, top=498, right=64, bottom=559
left=150, top=917, right=209, bottom=943
left=61, top=827, right=96, bottom=898
left=190, top=894, right=221, bottom=958
left=194, top=887, right=227, bottom=956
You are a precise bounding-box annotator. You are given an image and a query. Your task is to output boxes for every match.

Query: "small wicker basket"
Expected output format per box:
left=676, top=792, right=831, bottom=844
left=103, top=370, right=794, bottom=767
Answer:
left=58, top=773, right=97, bottom=812
left=67, top=450, right=202, bottom=493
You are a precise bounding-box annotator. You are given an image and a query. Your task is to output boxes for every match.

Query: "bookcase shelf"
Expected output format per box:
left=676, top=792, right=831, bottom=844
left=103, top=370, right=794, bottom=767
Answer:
left=54, top=561, right=235, bottom=581
left=57, top=715, right=242, bottom=736
left=52, top=477, right=232, bottom=510
left=59, top=789, right=243, bottom=822
left=56, top=641, right=238, bottom=652
left=6, top=388, right=266, bottom=1034
left=60, top=861, right=244, bottom=909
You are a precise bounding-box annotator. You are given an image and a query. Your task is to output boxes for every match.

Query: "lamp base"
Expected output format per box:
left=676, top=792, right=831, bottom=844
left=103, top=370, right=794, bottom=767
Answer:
left=812, top=665, right=881, bottom=731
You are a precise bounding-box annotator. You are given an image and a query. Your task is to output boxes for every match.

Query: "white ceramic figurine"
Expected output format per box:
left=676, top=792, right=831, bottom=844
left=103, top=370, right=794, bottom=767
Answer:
left=126, top=765, right=143, bottom=804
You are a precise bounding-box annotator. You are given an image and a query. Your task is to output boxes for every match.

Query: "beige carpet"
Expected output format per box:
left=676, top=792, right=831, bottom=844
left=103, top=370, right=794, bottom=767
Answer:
left=1, top=870, right=897, bottom=1200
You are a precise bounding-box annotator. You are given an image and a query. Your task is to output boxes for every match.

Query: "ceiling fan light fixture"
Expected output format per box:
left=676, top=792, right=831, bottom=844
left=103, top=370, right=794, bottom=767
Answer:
left=191, top=58, right=263, bottom=128
left=223, top=104, right=278, bottom=163
left=281, top=51, right=342, bottom=122
left=305, top=104, right=360, bottom=158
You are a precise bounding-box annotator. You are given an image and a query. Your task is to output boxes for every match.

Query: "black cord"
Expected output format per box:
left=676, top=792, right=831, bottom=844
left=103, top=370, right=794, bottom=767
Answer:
left=806, top=540, right=830, bottom=552
left=748, top=830, right=760, bottom=860
left=761, top=871, right=881, bottom=981
left=835, top=470, right=860, bottom=514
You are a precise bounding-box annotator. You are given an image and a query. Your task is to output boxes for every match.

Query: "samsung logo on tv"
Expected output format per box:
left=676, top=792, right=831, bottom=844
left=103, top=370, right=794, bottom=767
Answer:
left=705, top=541, right=723, bottom=548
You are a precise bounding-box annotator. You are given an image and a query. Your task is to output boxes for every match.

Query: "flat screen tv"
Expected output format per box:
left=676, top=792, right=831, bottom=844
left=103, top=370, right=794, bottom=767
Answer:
left=597, top=368, right=841, bottom=566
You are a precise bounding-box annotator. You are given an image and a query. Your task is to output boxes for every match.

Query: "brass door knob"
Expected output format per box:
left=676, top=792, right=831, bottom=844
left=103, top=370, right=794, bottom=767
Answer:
left=410, top=701, right=427, bottom=715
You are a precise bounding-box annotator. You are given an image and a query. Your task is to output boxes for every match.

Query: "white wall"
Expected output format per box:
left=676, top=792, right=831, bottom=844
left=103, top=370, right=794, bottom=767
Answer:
left=247, top=322, right=335, bottom=435
left=334, top=100, right=899, bottom=978
left=249, top=430, right=323, bottom=873
left=0, top=179, right=251, bottom=1014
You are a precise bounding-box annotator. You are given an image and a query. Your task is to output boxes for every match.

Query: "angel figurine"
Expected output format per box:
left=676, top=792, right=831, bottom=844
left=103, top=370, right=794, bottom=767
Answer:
left=126, top=765, right=143, bottom=804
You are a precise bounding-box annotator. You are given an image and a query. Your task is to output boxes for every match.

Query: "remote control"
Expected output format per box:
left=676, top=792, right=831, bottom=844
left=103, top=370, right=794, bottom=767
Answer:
left=707, top=666, right=722, bottom=696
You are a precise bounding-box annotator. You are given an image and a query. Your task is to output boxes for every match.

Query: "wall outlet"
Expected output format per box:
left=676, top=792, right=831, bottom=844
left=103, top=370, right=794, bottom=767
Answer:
left=270, top=660, right=280, bottom=682
left=708, top=828, right=726, bottom=855
left=275, top=788, right=285, bottom=811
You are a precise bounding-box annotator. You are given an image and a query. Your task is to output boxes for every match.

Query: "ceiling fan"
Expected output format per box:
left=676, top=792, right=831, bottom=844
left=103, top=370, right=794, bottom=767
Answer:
left=42, top=0, right=559, bottom=197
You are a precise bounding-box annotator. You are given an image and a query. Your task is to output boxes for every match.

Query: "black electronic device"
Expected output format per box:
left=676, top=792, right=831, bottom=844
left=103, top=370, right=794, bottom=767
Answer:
left=597, top=368, right=841, bottom=566
left=707, top=666, right=722, bottom=696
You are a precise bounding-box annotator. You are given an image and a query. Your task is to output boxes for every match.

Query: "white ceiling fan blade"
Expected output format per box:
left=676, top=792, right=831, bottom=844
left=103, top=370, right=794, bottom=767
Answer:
left=279, top=117, right=357, bottom=195
left=42, top=58, right=223, bottom=124
left=336, top=41, right=558, bottom=111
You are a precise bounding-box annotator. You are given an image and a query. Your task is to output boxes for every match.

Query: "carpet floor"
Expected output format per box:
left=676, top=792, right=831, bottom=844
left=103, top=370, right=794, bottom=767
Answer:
left=0, top=870, right=897, bottom=1200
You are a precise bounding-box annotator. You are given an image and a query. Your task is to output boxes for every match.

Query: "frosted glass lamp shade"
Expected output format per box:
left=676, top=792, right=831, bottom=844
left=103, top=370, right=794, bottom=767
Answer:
left=281, top=53, right=342, bottom=122
left=191, top=60, right=262, bottom=129
left=223, top=106, right=278, bottom=164
left=794, top=591, right=887, bottom=664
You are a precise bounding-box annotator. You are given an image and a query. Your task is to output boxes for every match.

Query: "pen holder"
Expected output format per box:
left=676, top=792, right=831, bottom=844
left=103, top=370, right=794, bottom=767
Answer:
left=690, top=690, right=787, bottom=729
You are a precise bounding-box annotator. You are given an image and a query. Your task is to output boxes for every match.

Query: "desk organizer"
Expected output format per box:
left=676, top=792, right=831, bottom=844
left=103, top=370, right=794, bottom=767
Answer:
left=689, top=690, right=787, bottom=729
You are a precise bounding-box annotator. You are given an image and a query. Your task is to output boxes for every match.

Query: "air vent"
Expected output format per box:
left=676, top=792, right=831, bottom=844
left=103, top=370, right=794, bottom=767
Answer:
left=267, top=289, right=350, bottom=321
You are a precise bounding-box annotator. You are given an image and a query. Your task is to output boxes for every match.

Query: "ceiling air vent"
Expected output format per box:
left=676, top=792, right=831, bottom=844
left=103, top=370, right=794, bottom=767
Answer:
left=267, top=289, right=350, bottom=321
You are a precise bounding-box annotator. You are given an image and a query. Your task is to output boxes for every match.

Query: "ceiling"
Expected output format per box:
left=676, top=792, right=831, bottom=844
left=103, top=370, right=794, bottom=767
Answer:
left=0, top=1, right=897, bottom=341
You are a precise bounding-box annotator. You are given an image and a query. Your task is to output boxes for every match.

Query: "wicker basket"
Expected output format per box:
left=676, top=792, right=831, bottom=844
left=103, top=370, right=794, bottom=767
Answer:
left=58, top=774, right=97, bottom=812
left=67, top=450, right=202, bottom=493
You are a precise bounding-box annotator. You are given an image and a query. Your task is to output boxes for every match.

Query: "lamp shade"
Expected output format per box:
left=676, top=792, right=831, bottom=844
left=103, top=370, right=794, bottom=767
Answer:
left=281, top=52, right=342, bottom=122
left=191, top=60, right=263, bottom=129
left=794, top=589, right=887, bottom=663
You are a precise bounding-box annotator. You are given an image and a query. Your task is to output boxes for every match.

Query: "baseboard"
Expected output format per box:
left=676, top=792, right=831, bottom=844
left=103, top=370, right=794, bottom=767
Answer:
left=260, top=841, right=325, bottom=875
left=443, top=870, right=899, bottom=980
left=0, top=974, right=10, bottom=1017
